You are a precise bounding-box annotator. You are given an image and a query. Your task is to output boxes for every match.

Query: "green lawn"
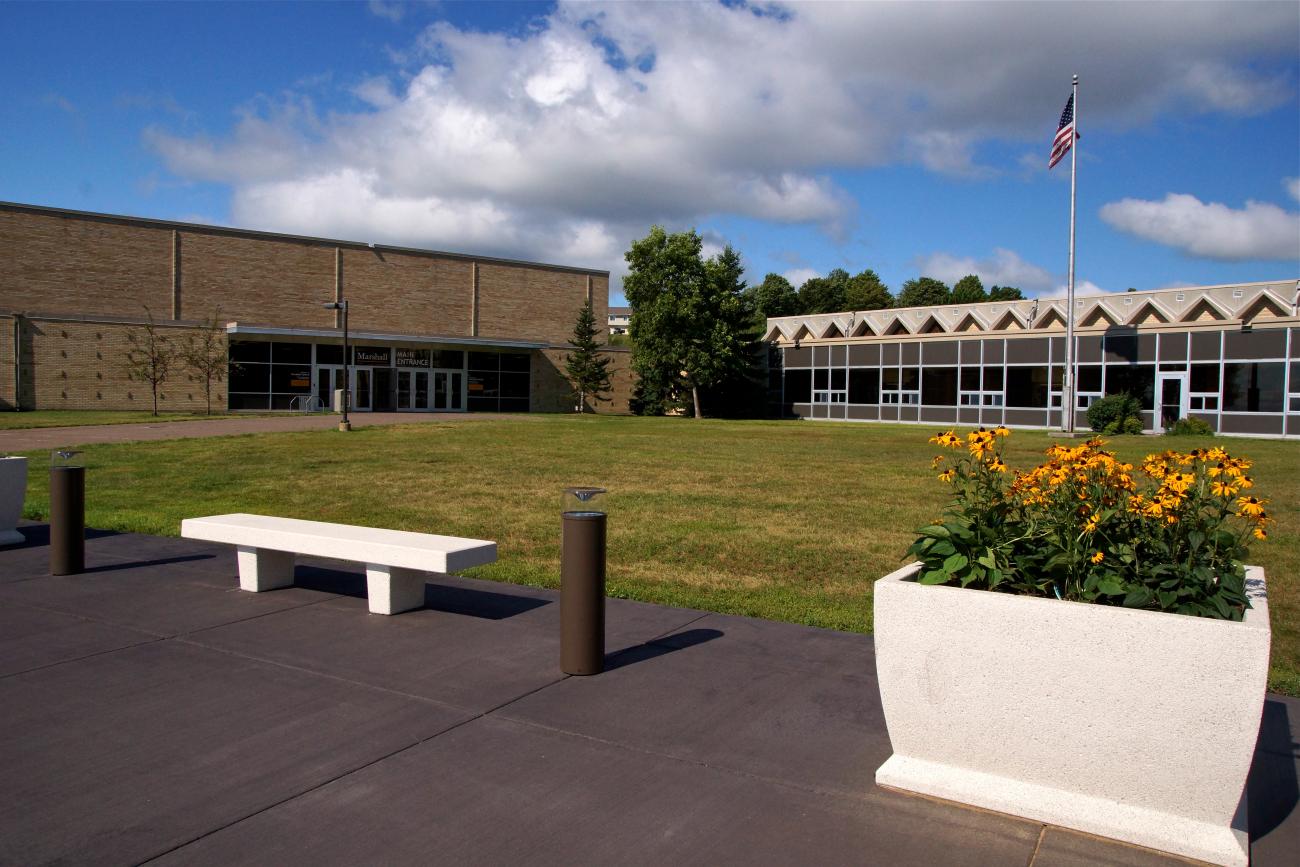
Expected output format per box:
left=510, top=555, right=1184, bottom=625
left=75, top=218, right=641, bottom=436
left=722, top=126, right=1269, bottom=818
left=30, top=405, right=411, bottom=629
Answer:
left=0, top=410, right=305, bottom=430
left=15, top=415, right=1300, bottom=694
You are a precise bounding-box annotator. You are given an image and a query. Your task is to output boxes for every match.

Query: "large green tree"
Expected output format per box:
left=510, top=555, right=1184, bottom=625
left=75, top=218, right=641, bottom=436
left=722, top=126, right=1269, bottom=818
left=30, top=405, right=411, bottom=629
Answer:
left=798, top=268, right=851, bottom=314
left=564, top=299, right=613, bottom=412
left=746, top=273, right=800, bottom=321
left=624, top=227, right=751, bottom=418
left=988, top=285, right=1025, bottom=301
left=950, top=274, right=987, bottom=304
left=844, top=269, right=893, bottom=310
left=896, top=277, right=950, bottom=308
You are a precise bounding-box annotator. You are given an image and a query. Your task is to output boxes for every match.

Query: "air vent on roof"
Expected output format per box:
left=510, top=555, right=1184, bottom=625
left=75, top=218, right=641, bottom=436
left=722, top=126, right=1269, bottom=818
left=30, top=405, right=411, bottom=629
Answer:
left=1124, top=297, right=1132, bottom=304
left=1233, top=289, right=1243, bottom=298
left=1176, top=293, right=1185, bottom=302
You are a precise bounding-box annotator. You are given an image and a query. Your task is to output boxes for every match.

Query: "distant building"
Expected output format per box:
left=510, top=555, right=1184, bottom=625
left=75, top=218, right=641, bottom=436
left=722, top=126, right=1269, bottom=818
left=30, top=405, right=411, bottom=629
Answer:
left=764, top=280, right=1299, bottom=437
left=608, top=306, right=631, bottom=334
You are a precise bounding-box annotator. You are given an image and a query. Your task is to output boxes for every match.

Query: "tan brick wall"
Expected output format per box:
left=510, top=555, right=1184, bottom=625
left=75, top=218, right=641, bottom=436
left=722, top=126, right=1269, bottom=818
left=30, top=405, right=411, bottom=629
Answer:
left=179, top=231, right=336, bottom=329
left=478, top=264, right=607, bottom=346
left=24, top=319, right=224, bottom=412
left=534, top=347, right=634, bottom=414
left=340, top=247, right=474, bottom=336
left=0, top=315, right=15, bottom=410
left=0, top=210, right=173, bottom=317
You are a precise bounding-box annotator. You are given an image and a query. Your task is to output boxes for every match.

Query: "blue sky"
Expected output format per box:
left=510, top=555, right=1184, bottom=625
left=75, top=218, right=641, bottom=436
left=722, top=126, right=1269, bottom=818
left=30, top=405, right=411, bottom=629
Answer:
left=2, top=1, right=1297, bottom=306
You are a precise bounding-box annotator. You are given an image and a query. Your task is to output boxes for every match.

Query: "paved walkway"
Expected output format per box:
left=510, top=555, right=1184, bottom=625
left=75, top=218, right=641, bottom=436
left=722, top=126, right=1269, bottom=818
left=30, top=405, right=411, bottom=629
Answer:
left=0, top=412, right=483, bottom=451
left=1, top=525, right=1296, bottom=865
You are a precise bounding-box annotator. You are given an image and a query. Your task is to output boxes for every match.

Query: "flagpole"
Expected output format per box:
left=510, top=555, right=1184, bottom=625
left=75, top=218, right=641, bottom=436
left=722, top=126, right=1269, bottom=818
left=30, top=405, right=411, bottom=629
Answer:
left=1063, top=73, right=1078, bottom=434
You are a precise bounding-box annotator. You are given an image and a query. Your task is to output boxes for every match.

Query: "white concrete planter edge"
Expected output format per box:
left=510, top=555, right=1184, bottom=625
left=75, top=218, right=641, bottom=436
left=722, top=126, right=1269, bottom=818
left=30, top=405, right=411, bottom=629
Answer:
left=874, top=560, right=1270, bottom=867
left=0, top=456, right=28, bottom=546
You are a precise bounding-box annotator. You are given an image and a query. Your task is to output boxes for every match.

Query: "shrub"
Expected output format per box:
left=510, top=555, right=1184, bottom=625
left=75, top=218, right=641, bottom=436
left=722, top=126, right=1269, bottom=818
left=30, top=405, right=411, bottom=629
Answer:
left=909, top=430, right=1269, bottom=620
left=1168, top=416, right=1214, bottom=437
left=1087, top=393, right=1143, bottom=433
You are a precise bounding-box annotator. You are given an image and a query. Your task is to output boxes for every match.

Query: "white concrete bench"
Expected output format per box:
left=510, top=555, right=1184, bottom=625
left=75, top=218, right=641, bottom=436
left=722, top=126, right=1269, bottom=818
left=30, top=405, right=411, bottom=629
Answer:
left=180, top=513, right=497, bottom=615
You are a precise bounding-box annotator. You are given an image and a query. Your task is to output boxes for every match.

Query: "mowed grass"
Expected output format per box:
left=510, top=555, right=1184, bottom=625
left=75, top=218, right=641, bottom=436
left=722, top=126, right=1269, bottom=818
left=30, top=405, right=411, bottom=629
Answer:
left=16, top=415, right=1300, bottom=695
left=0, top=410, right=295, bottom=430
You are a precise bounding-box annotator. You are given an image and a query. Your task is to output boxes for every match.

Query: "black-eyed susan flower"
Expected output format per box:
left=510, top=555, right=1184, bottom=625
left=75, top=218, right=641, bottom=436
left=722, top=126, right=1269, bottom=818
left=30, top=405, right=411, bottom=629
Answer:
left=1236, top=496, right=1266, bottom=517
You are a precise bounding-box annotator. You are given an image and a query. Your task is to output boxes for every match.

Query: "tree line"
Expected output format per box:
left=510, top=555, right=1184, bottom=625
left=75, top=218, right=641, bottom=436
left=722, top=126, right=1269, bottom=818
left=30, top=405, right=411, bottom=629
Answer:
left=750, top=269, right=1023, bottom=321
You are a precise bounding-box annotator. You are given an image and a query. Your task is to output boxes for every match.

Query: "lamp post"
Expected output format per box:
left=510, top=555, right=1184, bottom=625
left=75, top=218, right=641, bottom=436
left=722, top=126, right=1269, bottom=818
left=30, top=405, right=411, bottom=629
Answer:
left=323, top=300, right=351, bottom=432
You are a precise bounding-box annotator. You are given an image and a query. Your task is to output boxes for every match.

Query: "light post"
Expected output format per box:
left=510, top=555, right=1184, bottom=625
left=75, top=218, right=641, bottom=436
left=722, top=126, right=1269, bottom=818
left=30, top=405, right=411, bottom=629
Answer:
left=323, top=299, right=351, bottom=432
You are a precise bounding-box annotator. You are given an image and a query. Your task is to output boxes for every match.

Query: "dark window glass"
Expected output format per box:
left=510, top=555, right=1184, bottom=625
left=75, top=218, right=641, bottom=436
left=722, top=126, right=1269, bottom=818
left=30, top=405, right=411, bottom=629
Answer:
left=229, top=341, right=270, bottom=363
left=316, top=343, right=344, bottom=365
left=271, top=365, right=313, bottom=393
left=848, top=369, right=879, bottom=404
left=1224, top=328, right=1287, bottom=360
left=1105, top=365, right=1155, bottom=409
left=228, top=393, right=269, bottom=410
left=500, top=371, right=530, bottom=399
left=269, top=394, right=299, bottom=410
left=830, top=368, right=846, bottom=390
left=785, top=369, right=812, bottom=402
left=1105, top=333, right=1139, bottom=363
left=921, top=367, right=958, bottom=406
left=433, top=350, right=465, bottom=369
left=272, top=342, right=312, bottom=364
left=1077, top=365, right=1102, bottom=392
left=1051, top=366, right=1063, bottom=390
left=499, top=397, right=530, bottom=413
left=882, top=368, right=899, bottom=390
left=1223, top=363, right=1284, bottom=412
left=467, top=396, right=498, bottom=413
left=468, top=351, right=499, bottom=371
left=1190, top=364, right=1219, bottom=393
left=983, top=367, right=1003, bottom=390
left=1006, top=366, right=1049, bottom=408
left=901, top=367, right=919, bottom=390
left=500, top=352, right=531, bottom=372
left=960, top=368, right=979, bottom=390
left=814, top=369, right=829, bottom=389
left=229, top=362, right=269, bottom=393
left=468, top=371, right=500, bottom=397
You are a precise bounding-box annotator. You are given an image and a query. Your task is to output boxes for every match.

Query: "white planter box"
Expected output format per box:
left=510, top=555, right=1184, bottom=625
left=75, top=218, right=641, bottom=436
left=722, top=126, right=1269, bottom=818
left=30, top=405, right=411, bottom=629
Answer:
left=0, top=456, right=28, bottom=546
left=874, top=561, right=1270, bottom=867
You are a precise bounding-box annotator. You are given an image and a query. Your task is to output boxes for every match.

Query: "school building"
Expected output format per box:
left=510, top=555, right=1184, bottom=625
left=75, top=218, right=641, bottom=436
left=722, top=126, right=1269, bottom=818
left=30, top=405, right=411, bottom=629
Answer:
left=764, top=280, right=1300, bottom=437
left=0, top=202, right=632, bottom=415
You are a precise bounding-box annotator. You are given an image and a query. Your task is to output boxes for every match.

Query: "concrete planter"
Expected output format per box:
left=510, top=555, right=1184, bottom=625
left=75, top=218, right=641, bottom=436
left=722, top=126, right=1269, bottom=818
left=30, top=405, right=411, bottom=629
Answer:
left=0, top=456, right=28, bottom=546
left=874, top=561, right=1270, bottom=867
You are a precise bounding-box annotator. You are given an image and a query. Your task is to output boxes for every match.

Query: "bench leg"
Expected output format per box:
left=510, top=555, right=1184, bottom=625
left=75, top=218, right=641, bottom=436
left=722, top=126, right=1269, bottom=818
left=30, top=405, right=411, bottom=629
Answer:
left=366, top=565, right=427, bottom=615
left=235, top=546, right=295, bottom=592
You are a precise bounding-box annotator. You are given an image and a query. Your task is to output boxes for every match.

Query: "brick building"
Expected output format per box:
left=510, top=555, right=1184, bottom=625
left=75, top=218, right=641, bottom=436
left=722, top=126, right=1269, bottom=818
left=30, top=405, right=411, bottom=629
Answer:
left=0, top=202, right=633, bottom=415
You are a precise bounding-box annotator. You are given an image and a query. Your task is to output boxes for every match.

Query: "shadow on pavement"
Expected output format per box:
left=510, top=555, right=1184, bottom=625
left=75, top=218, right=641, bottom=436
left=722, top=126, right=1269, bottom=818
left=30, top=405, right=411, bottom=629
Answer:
left=291, top=564, right=551, bottom=620
left=1249, top=699, right=1298, bottom=841
left=604, top=628, right=725, bottom=671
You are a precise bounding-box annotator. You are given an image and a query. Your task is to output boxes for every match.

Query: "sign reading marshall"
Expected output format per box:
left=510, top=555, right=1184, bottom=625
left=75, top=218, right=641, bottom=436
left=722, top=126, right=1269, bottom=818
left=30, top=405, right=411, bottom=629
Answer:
left=396, top=348, right=431, bottom=368
left=353, top=347, right=391, bottom=366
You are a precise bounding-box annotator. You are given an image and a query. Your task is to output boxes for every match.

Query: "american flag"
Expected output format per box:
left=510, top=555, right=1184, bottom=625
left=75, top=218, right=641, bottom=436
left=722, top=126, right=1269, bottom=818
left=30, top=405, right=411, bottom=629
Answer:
left=1048, top=93, right=1075, bottom=170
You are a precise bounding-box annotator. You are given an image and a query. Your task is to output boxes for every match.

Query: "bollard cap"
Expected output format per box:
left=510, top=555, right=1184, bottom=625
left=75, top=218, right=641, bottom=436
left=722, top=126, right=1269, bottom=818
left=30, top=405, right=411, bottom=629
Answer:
left=51, top=449, right=83, bottom=469
left=562, top=486, right=607, bottom=517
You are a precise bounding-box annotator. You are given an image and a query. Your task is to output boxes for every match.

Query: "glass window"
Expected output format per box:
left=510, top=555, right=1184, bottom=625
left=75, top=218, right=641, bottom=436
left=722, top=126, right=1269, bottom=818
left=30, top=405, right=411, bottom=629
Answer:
left=229, top=341, right=270, bottom=363
left=228, top=393, right=269, bottom=410
left=467, top=397, right=497, bottom=413
left=468, top=351, right=499, bottom=371
left=1077, top=365, right=1102, bottom=392
left=469, top=371, right=500, bottom=397
left=500, top=372, right=530, bottom=399
left=921, top=367, right=957, bottom=406
left=500, top=352, right=531, bottom=372
left=960, top=368, right=979, bottom=390
left=983, top=367, right=1003, bottom=390
left=1006, top=366, right=1049, bottom=408
left=882, top=368, right=899, bottom=390
left=814, top=369, right=829, bottom=389
left=1190, top=364, right=1219, bottom=393
left=316, top=343, right=344, bottom=365
left=848, top=369, right=879, bottom=404
left=352, top=346, right=391, bottom=366
left=229, top=362, right=269, bottom=392
left=1105, top=365, right=1155, bottom=409
left=785, top=369, right=812, bottom=402
left=433, top=350, right=465, bottom=369
left=272, top=342, right=312, bottom=364
left=901, top=367, right=919, bottom=390
left=1223, top=363, right=1284, bottom=412
left=270, top=365, right=312, bottom=393
left=830, top=368, right=846, bottom=390
left=500, top=397, right=530, bottom=413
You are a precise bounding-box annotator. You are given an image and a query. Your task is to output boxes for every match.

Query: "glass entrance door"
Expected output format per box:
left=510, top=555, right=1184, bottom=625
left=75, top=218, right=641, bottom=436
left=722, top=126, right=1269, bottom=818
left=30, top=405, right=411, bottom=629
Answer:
left=1156, top=372, right=1188, bottom=430
left=431, top=370, right=464, bottom=411
left=397, top=370, right=430, bottom=411
left=354, top=368, right=372, bottom=411
left=316, top=366, right=343, bottom=411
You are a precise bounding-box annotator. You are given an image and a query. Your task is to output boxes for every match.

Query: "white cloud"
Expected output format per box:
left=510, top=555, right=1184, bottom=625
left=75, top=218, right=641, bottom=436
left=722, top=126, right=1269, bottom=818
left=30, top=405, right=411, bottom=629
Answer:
left=367, top=1, right=404, bottom=23
left=1100, top=193, right=1300, bottom=262
left=1054, top=279, right=1109, bottom=296
left=913, top=248, right=1056, bottom=292
left=783, top=268, right=820, bottom=288
left=1286, top=177, right=1300, bottom=203
left=144, top=1, right=1299, bottom=286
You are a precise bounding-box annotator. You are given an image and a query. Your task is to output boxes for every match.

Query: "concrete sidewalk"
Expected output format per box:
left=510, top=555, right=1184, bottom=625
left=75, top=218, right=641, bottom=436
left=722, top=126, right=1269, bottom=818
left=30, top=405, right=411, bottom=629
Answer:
left=0, top=524, right=1295, bottom=866
left=0, top=411, right=485, bottom=451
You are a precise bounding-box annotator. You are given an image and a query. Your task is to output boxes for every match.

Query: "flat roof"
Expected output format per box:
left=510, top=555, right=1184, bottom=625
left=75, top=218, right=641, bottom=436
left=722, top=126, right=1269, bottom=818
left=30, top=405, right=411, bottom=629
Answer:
left=0, top=200, right=610, bottom=278
left=225, top=323, right=548, bottom=350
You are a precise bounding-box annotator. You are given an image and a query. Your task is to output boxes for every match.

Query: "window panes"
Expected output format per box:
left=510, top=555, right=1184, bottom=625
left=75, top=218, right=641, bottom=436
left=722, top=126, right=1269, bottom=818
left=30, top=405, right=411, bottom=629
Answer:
left=921, top=367, right=957, bottom=406
left=785, top=369, right=812, bottom=403
left=1105, top=365, right=1155, bottom=409
left=1223, top=363, right=1284, bottom=412
left=1006, top=366, right=1049, bottom=408
left=983, top=367, right=1003, bottom=390
left=229, top=341, right=270, bottom=363
left=848, top=369, right=879, bottom=404
left=272, top=342, right=311, bottom=364
left=1190, top=364, right=1219, bottom=393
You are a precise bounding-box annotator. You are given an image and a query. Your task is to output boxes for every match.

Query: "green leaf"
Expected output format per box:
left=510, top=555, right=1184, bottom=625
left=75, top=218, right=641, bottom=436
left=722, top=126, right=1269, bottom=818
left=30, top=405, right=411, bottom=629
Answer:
left=918, top=570, right=950, bottom=585
left=1123, top=588, right=1154, bottom=608
left=942, top=553, right=969, bottom=573
left=1097, top=578, right=1125, bottom=596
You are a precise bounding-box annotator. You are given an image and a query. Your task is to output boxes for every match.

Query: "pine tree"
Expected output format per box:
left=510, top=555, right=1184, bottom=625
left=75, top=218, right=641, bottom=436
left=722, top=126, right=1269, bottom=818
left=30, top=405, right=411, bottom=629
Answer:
left=564, top=299, right=613, bottom=413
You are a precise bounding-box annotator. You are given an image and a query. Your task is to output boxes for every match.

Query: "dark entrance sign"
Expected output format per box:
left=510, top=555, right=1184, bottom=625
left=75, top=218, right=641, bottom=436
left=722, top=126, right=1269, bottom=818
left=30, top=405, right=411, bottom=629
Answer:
left=396, top=348, right=431, bottom=368
left=353, top=346, right=391, bottom=366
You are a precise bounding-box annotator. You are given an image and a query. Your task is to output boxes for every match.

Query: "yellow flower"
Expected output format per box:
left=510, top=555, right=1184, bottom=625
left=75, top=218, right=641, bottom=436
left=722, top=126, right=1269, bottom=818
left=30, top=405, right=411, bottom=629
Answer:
left=1236, top=496, right=1267, bottom=517
left=1253, top=527, right=1268, bottom=541
left=1083, top=515, right=1099, bottom=533
left=931, top=455, right=945, bottom=468
left=993, top=426, right=1011, bottom=438
left=1210, top=480, right=1238, bottom=498
left=938, top=469, right=957, bottom=482
left=1090, top=551, right=1105, bottom=564
left=929, top=430, right=962, bottom=449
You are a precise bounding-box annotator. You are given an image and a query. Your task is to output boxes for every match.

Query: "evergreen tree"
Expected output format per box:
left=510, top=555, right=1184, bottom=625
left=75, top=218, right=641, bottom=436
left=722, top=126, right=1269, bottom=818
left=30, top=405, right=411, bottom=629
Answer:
left=746, top=273, right=799, bottom=321
left=950, top=274, right=987, bottom=304
left=988, top=285, right=1026, bottom=301
left=798, top=268, right=851, bottom=314
left=896, top=277, right=951, bottom=308
left=844, top=269, right=893, bottom=310
left=564, top=299, right=613, bottom=413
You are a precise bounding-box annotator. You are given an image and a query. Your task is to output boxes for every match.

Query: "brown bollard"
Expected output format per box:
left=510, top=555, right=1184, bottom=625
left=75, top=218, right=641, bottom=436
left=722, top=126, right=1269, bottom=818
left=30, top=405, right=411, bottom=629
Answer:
left=560, top=509, right=606, bottom=675
left=50, top=465, right=85, bottom=575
